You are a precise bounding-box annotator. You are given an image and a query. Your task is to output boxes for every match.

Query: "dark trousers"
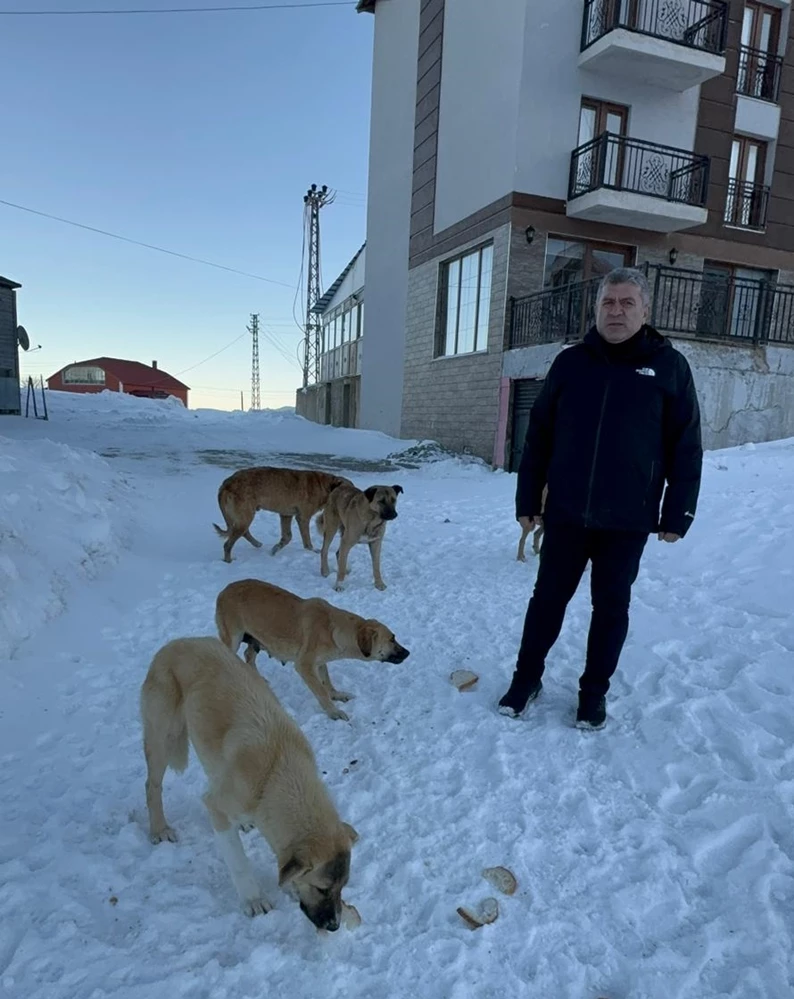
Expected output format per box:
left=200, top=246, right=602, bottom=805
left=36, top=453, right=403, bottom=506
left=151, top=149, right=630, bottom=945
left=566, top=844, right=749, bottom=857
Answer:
left=512, top=523, right=648, bottom=700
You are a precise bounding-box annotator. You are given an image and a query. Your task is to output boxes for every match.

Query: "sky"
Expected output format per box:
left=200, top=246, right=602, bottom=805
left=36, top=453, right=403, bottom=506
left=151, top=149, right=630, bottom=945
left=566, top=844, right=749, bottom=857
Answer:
left=1, top=0, right=373, bottom=411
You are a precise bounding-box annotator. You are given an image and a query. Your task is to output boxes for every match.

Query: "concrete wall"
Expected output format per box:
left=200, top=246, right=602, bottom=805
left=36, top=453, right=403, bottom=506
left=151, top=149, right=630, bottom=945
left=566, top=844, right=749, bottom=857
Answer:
left=359, top=0, right=420, bottom=438
left=295, top=376, right=360, bottom=430
left=431, top=0, right=703, bottom=232
left=433, top=0, right=526, bottom=232
left=502, top=338, right=794, bottom=454
left=400, top=223, right=510, bottom=460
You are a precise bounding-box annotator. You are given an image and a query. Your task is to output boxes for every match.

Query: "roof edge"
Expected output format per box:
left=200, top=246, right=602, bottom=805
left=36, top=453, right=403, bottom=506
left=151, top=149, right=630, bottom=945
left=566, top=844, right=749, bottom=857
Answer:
left=356, top=0, right=376, bottom=12
left=0, top=275, right=22, bottom=290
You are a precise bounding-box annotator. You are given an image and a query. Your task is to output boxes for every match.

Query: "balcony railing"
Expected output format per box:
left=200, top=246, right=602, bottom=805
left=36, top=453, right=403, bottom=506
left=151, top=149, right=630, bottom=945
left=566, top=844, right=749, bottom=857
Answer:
left=581, top=0, right=728, bottom=54
left=507, top=266, right=794, bottom=349
left=509, top=278, right=601, bottom=349
left=737, top=44, right=783, bottom=103
left=568, top=133, right=710, bottom=207
left=724, top=178, right=770, bottom=230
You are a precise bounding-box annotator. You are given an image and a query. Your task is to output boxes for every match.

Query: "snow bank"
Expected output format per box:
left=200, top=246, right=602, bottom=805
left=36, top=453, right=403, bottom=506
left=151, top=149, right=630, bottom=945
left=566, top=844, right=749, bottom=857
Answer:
left=28, top=390, right=416, bottom=463
left=0, top=436, right=133, bottom=658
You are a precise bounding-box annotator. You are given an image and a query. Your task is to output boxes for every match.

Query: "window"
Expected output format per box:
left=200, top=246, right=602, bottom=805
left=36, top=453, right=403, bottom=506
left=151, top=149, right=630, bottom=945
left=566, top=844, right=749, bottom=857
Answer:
left=63, top=365, right=105, bottom=385
left=439, top=244, right=493, bottom=356
left=698, top=261, right=776, bottom=340
left=578, top=98, right=629, bottom=189
left=543, top=236, right=634, bottom=289
left=738, top=2, right=783, bottom=101
left=725, top=136, right=768, bottom=228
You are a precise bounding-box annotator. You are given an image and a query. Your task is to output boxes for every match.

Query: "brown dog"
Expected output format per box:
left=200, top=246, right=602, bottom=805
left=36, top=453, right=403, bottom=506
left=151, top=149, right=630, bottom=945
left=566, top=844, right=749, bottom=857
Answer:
left=318, top=482, right=403, bottom=591
left=213, top=467, right=352, bottom=563
left=140, top=636, right=358, bottom=930
left=215, top=579, right=410, bottom=721
left=516, top=485, right=548, bottom=561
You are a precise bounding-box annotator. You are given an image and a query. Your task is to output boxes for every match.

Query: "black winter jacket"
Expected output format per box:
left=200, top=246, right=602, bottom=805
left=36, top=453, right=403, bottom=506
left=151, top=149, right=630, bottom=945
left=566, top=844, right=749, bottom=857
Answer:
left=516, top=325, right=703, bottom=537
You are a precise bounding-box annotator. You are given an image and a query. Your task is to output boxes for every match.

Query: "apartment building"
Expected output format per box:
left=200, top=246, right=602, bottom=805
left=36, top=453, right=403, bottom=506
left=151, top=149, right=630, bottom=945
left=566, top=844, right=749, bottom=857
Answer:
left=354, top=0, right=794, bottom=466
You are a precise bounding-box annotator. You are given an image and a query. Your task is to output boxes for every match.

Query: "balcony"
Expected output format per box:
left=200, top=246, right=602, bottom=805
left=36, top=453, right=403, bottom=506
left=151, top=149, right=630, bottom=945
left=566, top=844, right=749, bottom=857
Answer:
left=507, top=266, right=794, bottom=350
left=724, top=179, right=770, bottom=231
left=579, top=0, right=728, bottom=91
left=738, top=45, right=783, bottom=103
left=567, top=133, right=710, bottom=232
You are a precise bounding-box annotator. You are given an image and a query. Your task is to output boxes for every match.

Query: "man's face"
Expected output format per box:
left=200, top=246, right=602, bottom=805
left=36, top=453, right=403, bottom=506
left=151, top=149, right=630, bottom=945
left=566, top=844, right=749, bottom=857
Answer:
left=596, top=282, right=648, bottom=343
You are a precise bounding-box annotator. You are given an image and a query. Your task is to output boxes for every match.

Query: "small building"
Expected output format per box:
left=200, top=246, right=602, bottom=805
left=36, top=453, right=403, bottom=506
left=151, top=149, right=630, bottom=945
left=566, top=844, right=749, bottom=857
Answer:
left=47, top=357, right=189, bottom=407
left=0, top=275, right=23, bottom=415
left=296, top=243, right=365, bottom=428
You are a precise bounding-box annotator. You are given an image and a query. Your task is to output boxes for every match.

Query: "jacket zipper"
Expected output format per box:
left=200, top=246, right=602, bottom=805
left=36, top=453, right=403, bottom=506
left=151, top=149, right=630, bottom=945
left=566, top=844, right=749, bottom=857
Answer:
left=584, top=382, right=610, bottom=527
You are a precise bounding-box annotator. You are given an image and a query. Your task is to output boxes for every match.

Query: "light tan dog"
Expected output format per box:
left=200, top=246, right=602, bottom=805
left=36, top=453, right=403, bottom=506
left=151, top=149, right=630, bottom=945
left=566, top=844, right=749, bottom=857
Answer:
left=517, top=485, right=548, bottom=561
left=215, top=579, right=410, bottom=721
left=213, top=467, right=352, bottom=563
left=140, top=636, right=358, bottom=930
left=318, top=482, right=404, bottom=591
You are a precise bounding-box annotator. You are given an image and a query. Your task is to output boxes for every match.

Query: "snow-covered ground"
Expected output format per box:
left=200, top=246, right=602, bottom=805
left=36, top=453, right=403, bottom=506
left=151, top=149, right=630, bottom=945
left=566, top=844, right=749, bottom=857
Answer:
left=1, top=390, right=793, bottom=999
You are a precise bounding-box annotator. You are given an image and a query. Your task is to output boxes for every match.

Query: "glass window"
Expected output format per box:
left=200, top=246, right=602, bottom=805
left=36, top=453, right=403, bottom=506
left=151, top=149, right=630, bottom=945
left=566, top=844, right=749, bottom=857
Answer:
left=439, top=245, right=494, bottom=356
left=63, top=365, right=105, bottom=385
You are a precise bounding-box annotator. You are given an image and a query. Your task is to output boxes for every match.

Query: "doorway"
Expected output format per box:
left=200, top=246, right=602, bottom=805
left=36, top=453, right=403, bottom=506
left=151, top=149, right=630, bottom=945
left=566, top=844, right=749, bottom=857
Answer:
left=509, top=379, right=545, bottom=473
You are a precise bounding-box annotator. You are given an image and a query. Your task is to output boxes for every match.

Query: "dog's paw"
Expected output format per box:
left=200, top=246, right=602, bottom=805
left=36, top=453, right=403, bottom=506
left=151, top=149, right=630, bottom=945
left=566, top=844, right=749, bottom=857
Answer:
left=331, top=690, right=354, bottom=703
left=327, top=707, right=350, bottom=722
left=333, top=583, right=345, bottom=593
left=374, top=581, right=387, bottom=591
left=321, top=567, right=331, bottom=578
left=242, top=895, right=272, bottom=917
left=270, top=544, right=283, bottom=556
left=238, top=822, right=255, bottom=834
left=516, top=554, right=526, bottom=563
left=150, top=826, right=178, bottom=844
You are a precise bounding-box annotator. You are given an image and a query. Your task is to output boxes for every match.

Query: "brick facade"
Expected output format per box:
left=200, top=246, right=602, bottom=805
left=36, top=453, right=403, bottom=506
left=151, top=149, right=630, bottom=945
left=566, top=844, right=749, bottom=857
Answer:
left=401, top=224, right=509, bottom=459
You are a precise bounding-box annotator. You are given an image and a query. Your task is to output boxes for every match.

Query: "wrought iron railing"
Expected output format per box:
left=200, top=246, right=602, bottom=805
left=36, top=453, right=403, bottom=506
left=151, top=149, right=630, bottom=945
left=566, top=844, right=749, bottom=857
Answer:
left=507, top=267, right=794, bottom=349
left=737, top=44, right=783, bottom=103
left=724, top=178, right=770, bottom=230
left=568, top=133, right=710, bottom=207
left=649, top=266, right=794, bottom=345
left=581, top=0, right=728, bottom=54
left=508, top=278, right=601, bottom=349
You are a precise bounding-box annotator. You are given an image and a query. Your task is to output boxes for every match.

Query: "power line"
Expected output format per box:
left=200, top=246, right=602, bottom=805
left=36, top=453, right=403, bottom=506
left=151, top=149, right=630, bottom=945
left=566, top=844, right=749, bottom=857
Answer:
left=0, top=1, right=355, bottom=15
left=0, top=197, right=295, bottom=288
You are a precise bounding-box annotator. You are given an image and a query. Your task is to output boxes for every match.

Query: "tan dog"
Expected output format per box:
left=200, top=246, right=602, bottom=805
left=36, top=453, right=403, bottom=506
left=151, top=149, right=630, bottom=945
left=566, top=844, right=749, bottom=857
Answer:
left=318, top=482, right=403, bottom=591
left=213, top=467, right=352, bottom=563
left=517, top=485, right=548, bottom=561
left=140, top=636, right=358, bottom=930
left=215, top=579, right=410, bottom=721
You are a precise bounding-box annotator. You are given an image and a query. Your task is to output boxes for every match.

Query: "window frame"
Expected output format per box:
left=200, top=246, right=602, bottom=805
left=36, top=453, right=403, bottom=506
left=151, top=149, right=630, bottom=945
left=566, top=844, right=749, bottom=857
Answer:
left=436, top=242, right=494, bottom=358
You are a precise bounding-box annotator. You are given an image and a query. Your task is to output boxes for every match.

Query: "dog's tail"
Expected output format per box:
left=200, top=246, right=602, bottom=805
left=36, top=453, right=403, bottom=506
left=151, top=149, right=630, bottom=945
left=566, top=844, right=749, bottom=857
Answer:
left=141, top=655, right=189, bottom=774
left=212, top=522, right=229, bottom=538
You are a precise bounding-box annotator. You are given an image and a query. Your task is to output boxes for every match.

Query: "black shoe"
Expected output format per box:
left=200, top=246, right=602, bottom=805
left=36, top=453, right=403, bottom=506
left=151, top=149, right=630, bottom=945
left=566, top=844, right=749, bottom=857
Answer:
left=498, top=679, right=542, bottom=719
left=575, top=694, right=606, bottom=730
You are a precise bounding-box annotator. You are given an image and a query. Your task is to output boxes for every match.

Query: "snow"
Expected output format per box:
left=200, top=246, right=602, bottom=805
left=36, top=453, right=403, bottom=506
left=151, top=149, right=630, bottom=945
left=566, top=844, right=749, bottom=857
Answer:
left=1, top=389, right=793, bottom=999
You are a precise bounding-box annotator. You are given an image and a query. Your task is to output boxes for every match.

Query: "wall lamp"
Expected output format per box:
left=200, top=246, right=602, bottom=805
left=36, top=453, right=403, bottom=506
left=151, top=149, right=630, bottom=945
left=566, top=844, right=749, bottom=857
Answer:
left=668, top=247, right=679, bottom=266
left=525, top=225, right=536, bottom=245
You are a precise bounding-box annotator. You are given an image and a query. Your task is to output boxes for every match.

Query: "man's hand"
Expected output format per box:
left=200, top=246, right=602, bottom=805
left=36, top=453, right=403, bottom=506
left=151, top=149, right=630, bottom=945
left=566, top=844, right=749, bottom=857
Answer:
left=658, top=532, right=681, bottom=543
left=519, top=515, right=543, bottom=531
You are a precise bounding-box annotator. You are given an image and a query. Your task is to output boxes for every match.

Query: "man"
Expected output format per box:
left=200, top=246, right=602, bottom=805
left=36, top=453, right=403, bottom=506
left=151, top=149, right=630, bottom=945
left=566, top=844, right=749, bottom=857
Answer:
left=499, top=266, right=702, bottom=730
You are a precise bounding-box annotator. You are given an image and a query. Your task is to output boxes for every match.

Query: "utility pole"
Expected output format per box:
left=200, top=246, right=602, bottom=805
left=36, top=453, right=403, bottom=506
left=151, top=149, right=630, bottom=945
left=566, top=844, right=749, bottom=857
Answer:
left=302, top=183, right=335, bottom=388
left=248, top=313, right=260, bottom=411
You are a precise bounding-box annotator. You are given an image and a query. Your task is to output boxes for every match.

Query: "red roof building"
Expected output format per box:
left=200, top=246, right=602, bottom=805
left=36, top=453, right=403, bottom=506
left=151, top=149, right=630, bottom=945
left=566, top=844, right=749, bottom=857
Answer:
left=47, top=357, right=189, bottom=407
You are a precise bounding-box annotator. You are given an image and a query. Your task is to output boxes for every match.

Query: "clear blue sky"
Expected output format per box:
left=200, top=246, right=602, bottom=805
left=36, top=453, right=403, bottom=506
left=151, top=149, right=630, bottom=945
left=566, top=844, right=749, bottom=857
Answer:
left=2, top=0, right=372, bottom=410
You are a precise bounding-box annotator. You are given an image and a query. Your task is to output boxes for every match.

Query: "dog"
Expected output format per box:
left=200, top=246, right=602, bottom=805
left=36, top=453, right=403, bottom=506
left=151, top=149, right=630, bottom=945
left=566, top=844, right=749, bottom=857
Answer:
left=212, top=467, right=352, bottom=563
left=140, top=636, right=358, bottom=930
left=517, top=485, right=548, bottom=561
left=318, top=482, right=403, bottom=591
left=215, top=579, right=410, bottom=721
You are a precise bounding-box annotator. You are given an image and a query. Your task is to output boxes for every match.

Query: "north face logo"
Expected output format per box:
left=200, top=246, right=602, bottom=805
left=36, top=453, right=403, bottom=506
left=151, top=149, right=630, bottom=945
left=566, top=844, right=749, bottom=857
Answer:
left=636, top=367, right=656, bottom=377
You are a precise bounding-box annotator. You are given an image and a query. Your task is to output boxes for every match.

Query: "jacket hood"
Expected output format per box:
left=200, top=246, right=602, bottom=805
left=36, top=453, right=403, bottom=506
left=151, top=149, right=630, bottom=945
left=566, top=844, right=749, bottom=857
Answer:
left=583, top=324, right=669, bottom=362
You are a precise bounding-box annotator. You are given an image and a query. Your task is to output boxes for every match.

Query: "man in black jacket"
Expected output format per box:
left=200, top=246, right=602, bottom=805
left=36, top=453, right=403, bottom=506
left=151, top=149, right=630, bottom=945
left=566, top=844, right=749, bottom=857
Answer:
left=499, top=267, right=702, bottom=730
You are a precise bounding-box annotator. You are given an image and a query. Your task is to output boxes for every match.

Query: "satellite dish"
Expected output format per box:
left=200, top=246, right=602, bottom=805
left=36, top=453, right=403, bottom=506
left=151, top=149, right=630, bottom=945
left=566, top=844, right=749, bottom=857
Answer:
left=17, top=325, right=30, bottom=351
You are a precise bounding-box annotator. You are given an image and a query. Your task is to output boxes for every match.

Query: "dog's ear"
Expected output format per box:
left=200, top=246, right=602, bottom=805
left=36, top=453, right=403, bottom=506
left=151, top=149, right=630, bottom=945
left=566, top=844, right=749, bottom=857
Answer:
left=343, top=822, right=359, bottom=845
left=392, top=484, right=404, bottom=495
left=357, top=623, right=376, bottom=658
left=364, top=486, right=378, bottom=503
left=278, top=855, right=311, bottom=886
